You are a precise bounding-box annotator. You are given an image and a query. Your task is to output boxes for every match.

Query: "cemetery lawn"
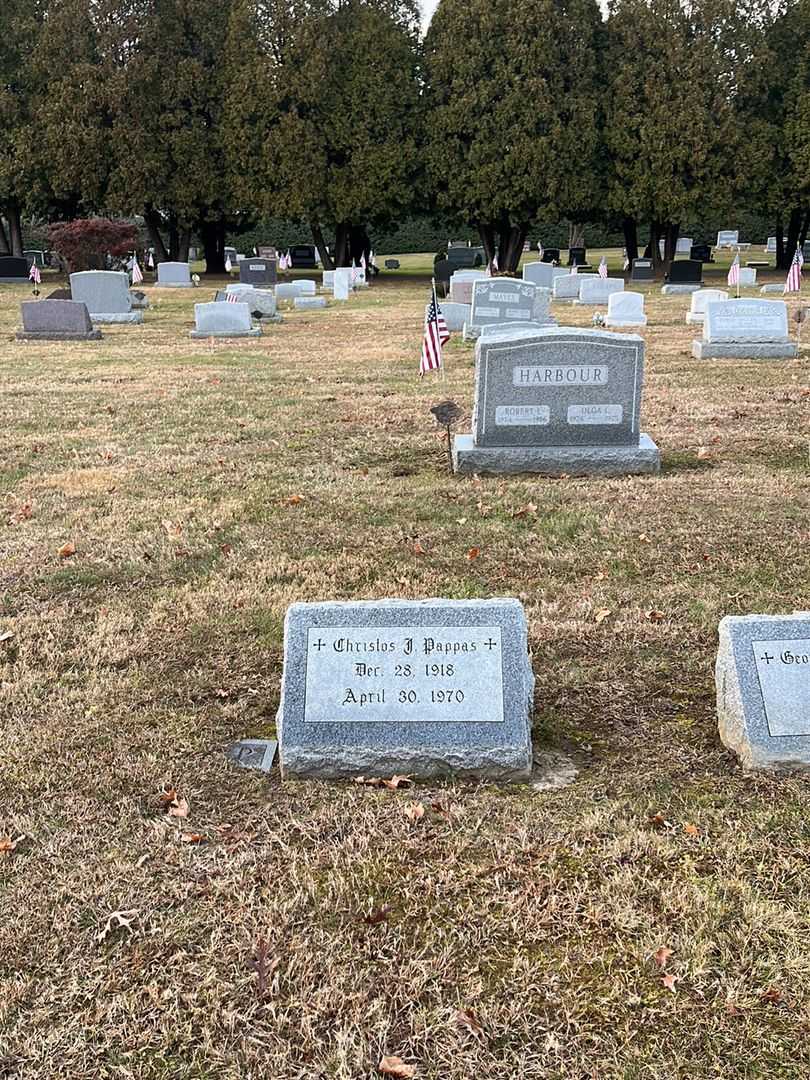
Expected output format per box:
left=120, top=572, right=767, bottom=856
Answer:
left=2, top=267, right=810, bottom=1079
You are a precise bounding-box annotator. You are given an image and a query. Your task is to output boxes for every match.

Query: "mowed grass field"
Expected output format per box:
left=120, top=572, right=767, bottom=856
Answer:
left=2, top=253, right=810, bottom=1079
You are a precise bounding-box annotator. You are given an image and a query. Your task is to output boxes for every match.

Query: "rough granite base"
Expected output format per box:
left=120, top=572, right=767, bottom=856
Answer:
left=16, top=329, right=102, bottom=341
left=452, top=433, right=661, bottom=476
left=661, top=284, right=702, bottom=295
left=190, top=328, right=262, bottom=338
left=281, top=744, right=532, bottom=781
left=90, top=312, right=144, bottom=324
left=605, top=317, right=647, bottom=327
left=692, top=340, right=797, bottom=359
left=463, top=317, right=555, bottom=341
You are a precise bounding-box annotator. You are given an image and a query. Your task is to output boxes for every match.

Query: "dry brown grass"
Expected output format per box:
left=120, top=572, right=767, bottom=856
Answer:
left=1, top=269, right=810, bottom=1079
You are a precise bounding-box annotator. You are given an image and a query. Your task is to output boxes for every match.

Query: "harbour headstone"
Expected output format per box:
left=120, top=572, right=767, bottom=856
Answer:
left=453, top=327, right=660, bottom=476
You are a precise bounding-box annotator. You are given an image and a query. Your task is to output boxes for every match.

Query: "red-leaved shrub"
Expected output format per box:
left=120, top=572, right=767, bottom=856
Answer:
left=48, top=218, right=139, bottom=272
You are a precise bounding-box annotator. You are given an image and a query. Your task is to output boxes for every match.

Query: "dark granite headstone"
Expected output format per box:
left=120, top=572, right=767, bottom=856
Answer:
left=446, top=247, right=485, bottom=268
left=46, top=287, right=72, bottom=301
left=239, top=258, right=277, bottom=287
left=630, top=258, right=655, bottom=282
left=568, top=247, right=587, bottom=267
left=384, top=259, right=400, bottom=270
left=541, top=248, right=560, bottom=263
left=290, top=245, right=318, bottom=269
left=16, top=299, right=101, bottom=341
left=257, top=246, right=277, bottom=260
left=0, top=256, right=29, bottom=283
left=433, top=258, right=452, bottom=295
left=666, top=259, right=702, bottom=284
left=690, top=244, right=713, bottom=263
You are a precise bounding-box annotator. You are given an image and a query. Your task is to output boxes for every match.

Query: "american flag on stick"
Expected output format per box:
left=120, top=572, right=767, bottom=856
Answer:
left=225, top=254, right=232, bottom=273
left=29, top=261, right=41, bottom=286
left=226, top=291, right=240, bottom=303
left=420, top=282, right=450, bottom=377
left=131, top=255, right=143, bottom=285
left=147, top=251, right=155, bottom=269
left=785, top=245, right=804, bottom=294
left=598, top=256, right=608, bottom=279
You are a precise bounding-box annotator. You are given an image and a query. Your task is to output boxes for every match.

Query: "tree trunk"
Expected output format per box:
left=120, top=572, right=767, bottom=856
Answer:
left=333, top=222, right=351, bottom=267
left=312, top=223, right=333, bottom=270
left=177, top=228, right=191, bottom=264
left=477, top=222, right=496, bottom=268
left=144, top=206, right=169, bottom=263
left=0, top=215, right=10, bottom=254
left=775, top=214, right=783, bottom=268
left=664, top=222, right=679, bottom=264
left=649, top=220, right=664, bottom=270
left=349, top=224, right=369, bottom=266
left=622, top=217, right=638, bottom=267
left=781, top=208, right=803, bottom=269
left=567, top=221, right=585, bottom=249
left=498, top=218, right=528, bottom=275
left=168, top=216, right=179, bottom=261
left=201, top=218, right=226, bottom=275
left=7, top=202, right=23, bottom=257
left=800, top=209, right=809, bottom=249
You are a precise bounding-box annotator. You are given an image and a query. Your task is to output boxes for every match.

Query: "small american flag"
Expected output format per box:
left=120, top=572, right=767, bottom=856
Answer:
left=598, top=256, right=608, bottom=279
left=360, top=253, right=366, bottom=271
left=490, top=253, right=498, bottom=273
left=785, top=245, right=804, bottom=293
left=225, top=255, right=232, bottom=272
left=147, top=252, right=155, bottom=269
left=29, top=262, right=41, bottom=285
left=350, top=259, right=358, bottom=284
left=226, top=291, right=240, bottom=303
left=727, top=253, right=740, bottom=288
left=131, top=255, right=143, bottom=285
left=420, top=286, right=450, bottom=376
left=537, top=241, right=543, bottom=258
left=571, top=260, right=578, bottom=276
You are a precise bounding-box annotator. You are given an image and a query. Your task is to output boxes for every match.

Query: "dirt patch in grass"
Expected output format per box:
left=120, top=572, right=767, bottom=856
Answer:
left=1, top=272, right=810, bottom=1078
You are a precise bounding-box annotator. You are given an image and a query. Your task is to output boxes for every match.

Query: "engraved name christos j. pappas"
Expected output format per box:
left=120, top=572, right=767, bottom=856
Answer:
left=303, top=626, right=505, bottom=722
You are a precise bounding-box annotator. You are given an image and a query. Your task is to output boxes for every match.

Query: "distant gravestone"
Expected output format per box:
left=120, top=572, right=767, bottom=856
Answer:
left=157, top=261, right=192, bottom=287
left=605, top=291, right=646, bottom=327
left=675, top=237, right=693, bottom=255
left=541, top=248, right=560, bottom=264
left=449, top=270, right=487, bottom=304
left=0, top=256, right=30, bottom=283
left=434, top=301, right=469, bottom=332
left=452, top=327, right=660, bottom=476
left=257, top=246, right=277, bottom=260
left=692, top=298, right=797, bottom=359
left=24, top=249, right=46, bottom=268
left=568, top=247, right=586, bottom=267
left=225, top=284, right=281, bottom=320
left=766, top=237, right=779, bottom=254
left=240, top=258, right=277, bottom=288
left=446, top=247, right=484, bottom=269
left=662, top=260, right=703, bottom=295
left=277, top=598, right=534, bottom=780
left=190, top=301, right=261, bottom=338
left=333, top=269, right=351, bottom=301
left=690, top=243, right=712, bottom=263
left=467, top=279, right=554, bottom=338
left=686, top=288, right=729, bottom=324
left=553, top=273, right=592, bottom=302
left=16, top=299, right=101, bottom=341
left=227, top=739, right=278, bottom=772
left=523, top=262, right=568, bottom=289
left=630, top=259, right=655, bottom=282
left=294, top=296, right=328, bottom=310
left=738, top=267, right=757, bottom=287
left=575, top=277, right=625, bottom=305
left=717, top=614, right=810, bottom=771
left=69, top=271, right=143, bottom=323
left=760, top=283, right=785, bottom=294
left=384, top=259, right=400, bottom=270
left=289, top=245, right=317, bottom=269
left=276, top=281, right=316, bottom=301
left=716, top=230, right=739, bottom=248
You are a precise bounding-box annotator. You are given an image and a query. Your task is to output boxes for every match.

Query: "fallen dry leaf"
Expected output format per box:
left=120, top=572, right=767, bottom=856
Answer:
left=661, top=973, right=678, bottom=992
left=696, top=446, right=712, bottom=460
left=97, top=909, right=138, bottom=944
left=761, top=987, right=783, bottom=1004
left=646, top=609, right=665, bottom=622
left=0, top=835, right=23, bottom=858
left=382, top=774, right=413, bottom=790
left=653, top=946, right=674, bottom=970
left=285, top=494, right=304, bottom=506
left=57, top=541, right=76, bottom=559
left=180, top=832, right=206, bottom=844
left=511, top=503, right=537, bottom=519
left=683, top=822, right=700, bottom=837
left=0, top=630, right=14, bottom=643
left=362, top=906, right=391, bottom=926
left=404, top=802, right=425, bottom=822
left=161, top=519, right=183, bottom=537
left=412, top=541, right=427, bottom=556
left=594, top=607, right=612, bottom=624
left=379, top=1056, right=416, bottom=1078
left=353, top=775, right=383, bottom=787
left=648, top=811, right=671, bottom=829
left=454, top=1007, right=485, bottom=1039
left=467, top=547, right=480, bottom=560
left=159, top=789, right=189, bottom=818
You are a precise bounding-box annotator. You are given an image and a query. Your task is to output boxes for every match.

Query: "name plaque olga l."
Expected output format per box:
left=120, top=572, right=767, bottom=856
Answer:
left=278, top=599, right=534, bottom=780
left=304, top=626, right=505, bottom=723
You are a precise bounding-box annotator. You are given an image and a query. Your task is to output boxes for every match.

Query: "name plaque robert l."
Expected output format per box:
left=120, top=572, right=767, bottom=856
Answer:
left=304, top=626, right=505, bottom=723
left=278, top=599, right=534, bottom=780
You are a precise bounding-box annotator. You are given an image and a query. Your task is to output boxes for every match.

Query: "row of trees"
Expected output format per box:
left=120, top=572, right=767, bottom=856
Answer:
left=1, top=0, right=808, bottom=272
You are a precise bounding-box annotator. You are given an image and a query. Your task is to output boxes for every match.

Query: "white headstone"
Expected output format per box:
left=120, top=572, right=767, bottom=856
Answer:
left=693, top=298, right=797, bottom=359
left=575, top=277, right=625, bottom=306
left=605, top=291, right=646, bottom=327
left=333, top=269, right=351, bottom=301
left=685, top=288, right=729, bottom=324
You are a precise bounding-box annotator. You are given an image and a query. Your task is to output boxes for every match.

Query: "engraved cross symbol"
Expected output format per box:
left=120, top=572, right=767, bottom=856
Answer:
left=759, top=652, right=774, bottom=664
left=485, top=638, right=498, bottom=650
left=313, top=638, right=326, bottom=651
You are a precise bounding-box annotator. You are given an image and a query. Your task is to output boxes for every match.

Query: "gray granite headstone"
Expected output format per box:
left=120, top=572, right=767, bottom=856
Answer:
left=692, top=298, right=797, bottom=359
left=716, top=230, right=739, bottom=248
left=717, top=614, right=810, bottom=771
left=523, top=262, right=568, bottom=289
left=384, top=259, right=400, bottom=270
left=294, top=296, right=328, bottom=310
left=605, top=292, right=646, bottom=327
left=277, top=598, right=534, bottom=781
left=225, top=284, right=282, bottom=320
left=453, top=327, right=660, bottom=476
left=685, top=289, right=728, bottom=325
left=760, top=283, right=785, bottom=294
left=0, top=256, right=29, bottom=283
left=69, top=271, right=143, bottom=323
left=276, top=280, right=317, bottom=301
left=468, top=279, right=554, bottom=338
left=239, top=258, right=277, bottom=287
left=424, top=300, right=468, bottom=332
left=190, top=301, right=261, bottom=338
left=553, top=273, right=592, bottom=301
left=575, top=277, right=625, bottom=306
left=156, top=261, right=192, bottom=287
left=630, top=259, right=654, bottom=283
left=16, top=299, right=101, bottom=341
